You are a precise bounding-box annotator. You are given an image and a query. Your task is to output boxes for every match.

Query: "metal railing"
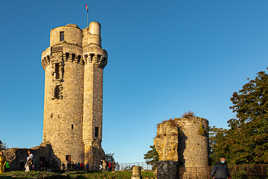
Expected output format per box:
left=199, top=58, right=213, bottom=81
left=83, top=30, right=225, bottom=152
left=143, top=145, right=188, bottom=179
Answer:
left=179, top=165, right=268, bottom=179
left=117, top=163, right=268, bottom=179
left=118, top=162, right=152, bottom=171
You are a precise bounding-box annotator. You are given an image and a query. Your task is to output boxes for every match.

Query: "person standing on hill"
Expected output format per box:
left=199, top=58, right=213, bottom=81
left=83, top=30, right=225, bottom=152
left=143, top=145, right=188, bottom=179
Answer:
left=108, top=161, right=112, bottom=171
left=102, top=160, right=107, bottom=171
left=0, top=151, right=6, bottom=174
left=25, top=150, right=34, bottom=172
left=211, top=156, right=231, bottom=179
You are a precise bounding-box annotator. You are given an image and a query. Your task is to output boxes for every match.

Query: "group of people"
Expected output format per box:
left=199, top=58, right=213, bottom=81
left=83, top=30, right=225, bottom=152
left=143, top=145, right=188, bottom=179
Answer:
left=62, top=161, right=88, bottom=171
left=1, top=150, right=232, bottom=179
left=100, top=160, right=116, bottom=171
left=0, top=150, right=33, bottom=174
left=61, top=160, right=117, bottom=172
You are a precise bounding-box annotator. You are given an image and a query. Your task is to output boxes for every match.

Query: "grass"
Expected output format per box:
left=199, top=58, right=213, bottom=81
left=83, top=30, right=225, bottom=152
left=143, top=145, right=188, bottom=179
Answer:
left=0, top=170, right=155, bottom=179
left=0, top=171, right=60, bottom=179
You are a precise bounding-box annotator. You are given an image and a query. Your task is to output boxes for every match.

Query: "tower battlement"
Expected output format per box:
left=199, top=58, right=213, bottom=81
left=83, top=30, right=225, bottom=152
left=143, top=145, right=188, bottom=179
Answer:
left=41, top=22, right=108, bottom=170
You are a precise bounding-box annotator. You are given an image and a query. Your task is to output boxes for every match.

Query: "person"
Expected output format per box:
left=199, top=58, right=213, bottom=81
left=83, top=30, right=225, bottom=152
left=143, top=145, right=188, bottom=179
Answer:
left=0, top=151, right=6, bottom=174
left=61, top=163, right=66, bottom=172
left=211, top=156, right=231, bottom=179
left=85, top=163, right=89, bottom=171
left=102, top=160, right=107, bottom=171
left=112, top=162, right=115, bottom=171
left=99, top=160, right=102, bottom=171
left=108, top=161, right=112, bottom=171
left=25, top=150, right=34, bottom=172
left=80, top=162, right=84, bottom=170
left=5, top=161, right=10, bottom=172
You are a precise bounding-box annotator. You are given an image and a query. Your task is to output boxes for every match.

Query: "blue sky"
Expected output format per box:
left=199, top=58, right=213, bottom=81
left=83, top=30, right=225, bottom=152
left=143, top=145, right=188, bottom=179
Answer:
left=0, top=0, right=267, bottom=163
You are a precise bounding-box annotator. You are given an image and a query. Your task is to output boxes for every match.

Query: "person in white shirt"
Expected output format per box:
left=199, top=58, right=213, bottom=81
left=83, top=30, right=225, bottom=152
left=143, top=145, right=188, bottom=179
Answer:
left=25, top=150, right=33, bottom=172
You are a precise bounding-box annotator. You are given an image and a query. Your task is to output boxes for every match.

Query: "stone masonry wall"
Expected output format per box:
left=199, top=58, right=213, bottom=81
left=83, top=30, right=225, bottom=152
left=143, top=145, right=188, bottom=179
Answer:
left=1, top=144, right=59, bottom=171
left=154, top=116, right=209, bottom=178
left=82, top=46, right=107, bottom=169
left=42, top=49, right=84, bottom=164
left=41, top=22, right=107, bottom=169
left=154, top=120, right=179, bottom=161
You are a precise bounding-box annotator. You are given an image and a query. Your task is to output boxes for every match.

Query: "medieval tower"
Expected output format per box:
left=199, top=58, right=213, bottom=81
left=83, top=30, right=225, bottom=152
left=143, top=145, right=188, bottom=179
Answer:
left=41, top=22, right=107, bottom=169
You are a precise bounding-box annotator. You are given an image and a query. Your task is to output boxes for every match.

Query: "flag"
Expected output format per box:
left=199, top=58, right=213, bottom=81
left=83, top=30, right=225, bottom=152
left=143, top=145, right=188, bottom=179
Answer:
left=85, top=4, right=88, bottom=12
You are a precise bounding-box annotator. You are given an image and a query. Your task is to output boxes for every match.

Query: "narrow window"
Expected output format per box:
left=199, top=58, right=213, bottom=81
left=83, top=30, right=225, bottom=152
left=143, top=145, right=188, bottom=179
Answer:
left=95, top=127, right=99, bottom=138
left=65, top=52, right=69, bottom=59
left=55, top=63, right=60, bottom=79
left=71, top=124, right=74, bottom=130
left=54, top=85, right=60, bottom=99
left=72, top=54, right=75, bottom=60
left=60, top=31, right=64, bottom=41
left=66, top=155, right=71, bottom=162
left=77, top=55, right=81, bottom=63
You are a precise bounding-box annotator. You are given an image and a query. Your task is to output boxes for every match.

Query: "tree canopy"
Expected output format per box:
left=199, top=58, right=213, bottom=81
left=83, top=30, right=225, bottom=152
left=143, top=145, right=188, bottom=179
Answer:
left=144, top=145, right=159, bottom=169
left=0, top=140, right=6, bottom=150
left=210, top=68, right=268, bottom=165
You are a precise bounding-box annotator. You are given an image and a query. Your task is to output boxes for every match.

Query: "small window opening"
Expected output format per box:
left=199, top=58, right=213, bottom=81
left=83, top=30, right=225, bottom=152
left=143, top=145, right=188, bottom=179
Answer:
left=95, top=127, right=99, bottom=138
left=55, top=63, right=60, bottom=79
left=54, top=85, right=60, bottom=99
left=66, top=53, right=69, bottom=59
left=60, top=31, right=64, bottom=41
left=97, top=55, right=101, bottom=61
left=72, top=54, right=75, bottom=60
left=66, top=155, right=71, bottom=162
left=77, top=55, right=81, bottom=63
left=71, top=124, right=74, bottom=130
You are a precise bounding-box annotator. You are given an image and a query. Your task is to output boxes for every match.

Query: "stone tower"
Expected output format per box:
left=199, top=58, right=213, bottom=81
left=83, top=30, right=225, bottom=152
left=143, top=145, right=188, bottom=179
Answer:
left=41, top=22, right=107, bottom=169
left=154, top=115, right=209, bottom=178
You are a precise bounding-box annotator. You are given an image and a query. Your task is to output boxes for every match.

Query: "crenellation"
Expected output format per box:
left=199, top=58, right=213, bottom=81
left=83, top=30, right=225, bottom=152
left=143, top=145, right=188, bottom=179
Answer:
left=41, top=56, right=52, bottom=69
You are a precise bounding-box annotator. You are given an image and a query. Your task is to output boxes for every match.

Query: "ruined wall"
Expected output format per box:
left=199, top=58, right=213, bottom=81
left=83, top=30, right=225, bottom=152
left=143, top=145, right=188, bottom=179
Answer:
left=154, top=116, right=209, bottom=178
left=175, top=116, right=209, bottom=175
left=1, top=144, right=59, bottom=171
left=154, top=120, right=179, bottom=161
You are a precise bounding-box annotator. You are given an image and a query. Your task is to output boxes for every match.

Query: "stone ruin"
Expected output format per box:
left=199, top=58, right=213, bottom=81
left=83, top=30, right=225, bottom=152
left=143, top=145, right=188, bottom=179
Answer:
left=154, top=114, right=209, bottom=178
left=131, top=166, right=142, bottom=179
left=1, top=143, right=60, bottom=171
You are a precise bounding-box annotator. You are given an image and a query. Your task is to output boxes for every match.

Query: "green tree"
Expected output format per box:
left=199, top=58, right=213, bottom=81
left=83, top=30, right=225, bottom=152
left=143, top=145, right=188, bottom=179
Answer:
left=0, top=140, right=6, bottom=150
left=209, top=126, right=229, bottom=165
left=228, top=69, right=268, bottom=164
left=210, top=68, right=268, bottom=165
left=144, top=145, right=159, bottom=169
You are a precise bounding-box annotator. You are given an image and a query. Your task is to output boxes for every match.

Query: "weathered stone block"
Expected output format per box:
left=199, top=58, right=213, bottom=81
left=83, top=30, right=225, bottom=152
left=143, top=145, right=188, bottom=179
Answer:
left=156, top=161, right=179, bottom=179
left=131, top=166, right=142, bottom=179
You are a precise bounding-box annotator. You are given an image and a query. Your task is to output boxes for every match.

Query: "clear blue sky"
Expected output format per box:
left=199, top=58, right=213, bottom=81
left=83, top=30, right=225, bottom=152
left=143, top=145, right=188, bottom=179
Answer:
left=0, top=0, right=267, bottom=163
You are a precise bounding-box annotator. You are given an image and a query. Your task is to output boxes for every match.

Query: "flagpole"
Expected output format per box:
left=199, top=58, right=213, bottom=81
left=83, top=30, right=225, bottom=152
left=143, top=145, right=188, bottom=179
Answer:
left=85, top=4, right=89, bottom=27
left=87, top=10, right=88, bottom=27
